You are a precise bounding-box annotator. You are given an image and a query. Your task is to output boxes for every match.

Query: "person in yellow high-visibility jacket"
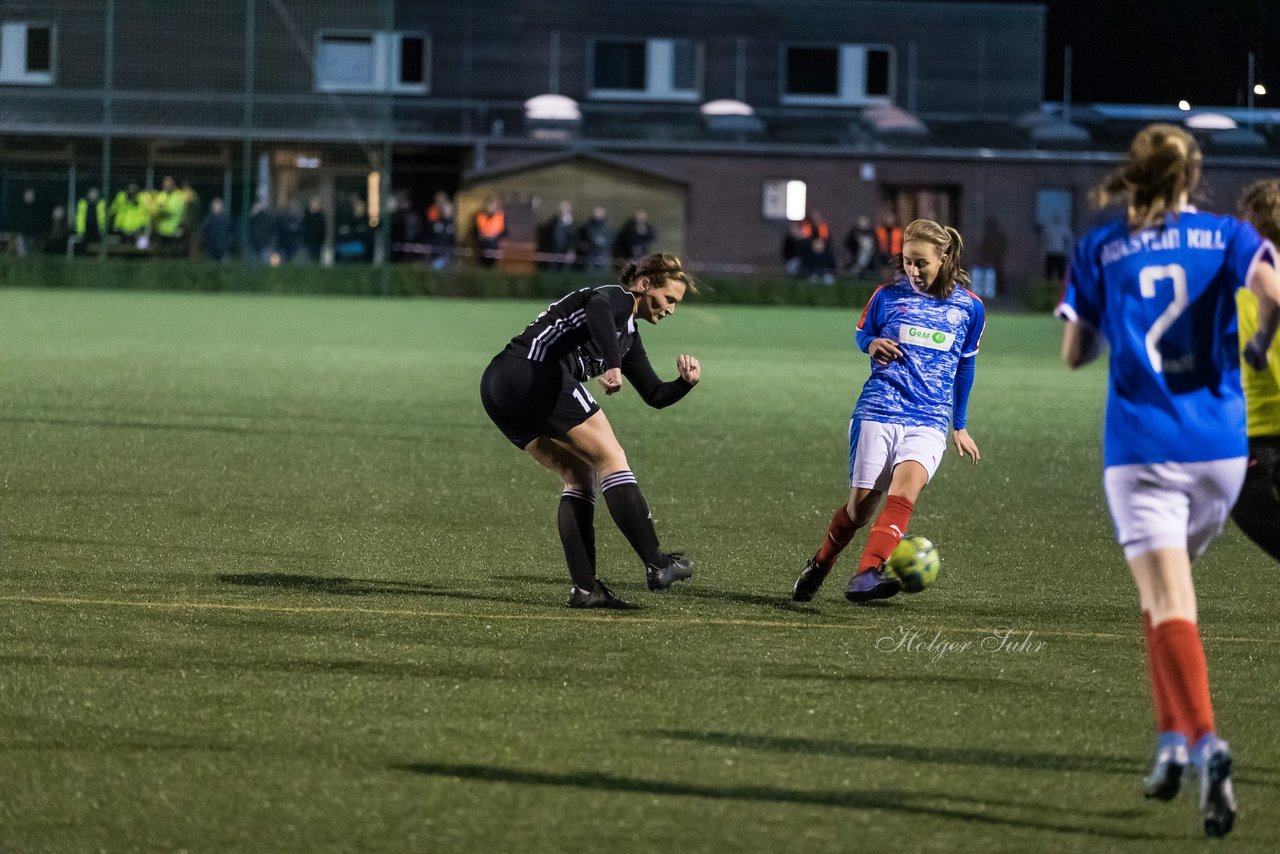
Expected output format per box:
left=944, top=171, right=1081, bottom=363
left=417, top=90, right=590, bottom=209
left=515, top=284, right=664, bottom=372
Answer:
left=109, top=182, right=149, bottom=236
left=75, top=186, right=107, bottom=247
left=154, top=175, right=187, bottom=240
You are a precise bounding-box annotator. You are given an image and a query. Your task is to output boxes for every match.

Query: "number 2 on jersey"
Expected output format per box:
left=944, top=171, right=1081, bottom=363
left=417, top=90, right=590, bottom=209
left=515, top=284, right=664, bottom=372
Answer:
left=1138, top=263, right=1188, bottom=374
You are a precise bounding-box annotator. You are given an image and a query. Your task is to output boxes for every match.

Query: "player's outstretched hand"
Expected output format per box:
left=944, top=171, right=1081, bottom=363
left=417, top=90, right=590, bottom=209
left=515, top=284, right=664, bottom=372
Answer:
left=869, top=338, right=904, bottom=364
left=677, top=354, right=701, bottom=385
left=1244, top=332, right=1271, bottom=371
left=599, top=367, right=624, bottom=395
left=952, top=428, right=981, bottom=464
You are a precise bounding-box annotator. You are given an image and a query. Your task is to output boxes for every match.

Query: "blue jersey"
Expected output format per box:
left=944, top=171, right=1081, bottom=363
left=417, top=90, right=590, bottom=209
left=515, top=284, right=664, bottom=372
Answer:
left=852, top=280, right=986, bottom=433
left=1056, top=210, right=1269, bottom=467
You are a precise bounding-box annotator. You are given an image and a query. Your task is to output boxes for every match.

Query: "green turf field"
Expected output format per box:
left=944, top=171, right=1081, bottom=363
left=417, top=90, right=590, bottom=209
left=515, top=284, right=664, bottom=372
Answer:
left=2, top=287, right=1277, bottom=852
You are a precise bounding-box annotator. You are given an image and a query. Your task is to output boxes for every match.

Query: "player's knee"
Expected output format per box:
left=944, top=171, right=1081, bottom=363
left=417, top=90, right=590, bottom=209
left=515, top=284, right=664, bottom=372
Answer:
left=562, top=461, right=595, bottom=492
left=585, top=443, right=629, bottom=475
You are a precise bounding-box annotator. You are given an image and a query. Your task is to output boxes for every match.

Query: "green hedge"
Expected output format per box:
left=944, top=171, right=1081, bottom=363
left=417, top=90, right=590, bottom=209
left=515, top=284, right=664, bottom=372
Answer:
left=0, top=259, right=1061, bottom=309
left=0, top=258, right=1059, bottom=310
left=1023, top=277, right=1063, bottom=313
left=0, top=258, right=892, bottom=308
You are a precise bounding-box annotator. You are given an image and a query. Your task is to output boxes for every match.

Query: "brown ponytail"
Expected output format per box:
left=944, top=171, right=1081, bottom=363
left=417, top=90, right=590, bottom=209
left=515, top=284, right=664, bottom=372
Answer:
left=1093, top=123, right=1202, bottom=231
left=619, top=252, right=699, bottom=293
left=900, top=219, right=971, bottom=299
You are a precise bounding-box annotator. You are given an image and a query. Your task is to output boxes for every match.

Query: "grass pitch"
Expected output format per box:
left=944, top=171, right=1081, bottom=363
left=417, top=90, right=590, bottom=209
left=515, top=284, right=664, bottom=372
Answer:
left=2, top=287, right=1278, bottom=852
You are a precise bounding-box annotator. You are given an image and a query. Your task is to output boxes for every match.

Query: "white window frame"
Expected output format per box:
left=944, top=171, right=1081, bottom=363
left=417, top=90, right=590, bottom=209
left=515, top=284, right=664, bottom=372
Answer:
left=589, top=37, right=701, bottom=102
left=314, top=30, right=429, bottom=94
left=762, top=179, right=807, bottom=222
left=0, top=22, right=55, bottom=85
left=781, top=43, right=894, bottom=106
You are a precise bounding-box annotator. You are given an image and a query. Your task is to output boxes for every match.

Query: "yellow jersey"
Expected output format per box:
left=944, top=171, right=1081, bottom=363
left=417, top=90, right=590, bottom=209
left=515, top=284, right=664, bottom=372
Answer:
left=1237, top=287, right=1280, bottom=437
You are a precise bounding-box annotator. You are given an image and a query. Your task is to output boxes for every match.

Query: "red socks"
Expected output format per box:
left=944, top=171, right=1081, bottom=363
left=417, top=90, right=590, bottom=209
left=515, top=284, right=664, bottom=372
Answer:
left=1147, top=615, right=1216, bottom=742
left=814, top=506, right=858, bottom=569
left=1142, top=612, right=1179, bottom=734
left=858, top=495, right=914, bottom=572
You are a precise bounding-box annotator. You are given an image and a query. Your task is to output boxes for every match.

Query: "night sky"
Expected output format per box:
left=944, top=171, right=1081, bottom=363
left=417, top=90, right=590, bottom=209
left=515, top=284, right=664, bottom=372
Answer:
left=920, top=0, right=1279, bottom=107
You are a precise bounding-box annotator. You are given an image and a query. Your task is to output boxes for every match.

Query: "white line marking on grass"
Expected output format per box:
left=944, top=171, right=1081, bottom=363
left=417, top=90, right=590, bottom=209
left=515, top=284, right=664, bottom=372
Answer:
left=1, top=594, right=1277, bottom=645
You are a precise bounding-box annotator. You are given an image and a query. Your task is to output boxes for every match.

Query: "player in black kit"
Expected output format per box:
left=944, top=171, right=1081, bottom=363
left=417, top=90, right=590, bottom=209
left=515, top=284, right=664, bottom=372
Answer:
left=481, top=253, right=702, bottom=608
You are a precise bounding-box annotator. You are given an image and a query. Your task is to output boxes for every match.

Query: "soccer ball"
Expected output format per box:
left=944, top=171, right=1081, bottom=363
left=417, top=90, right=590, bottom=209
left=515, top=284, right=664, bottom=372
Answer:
left=885, top=535, right=940, bottom=593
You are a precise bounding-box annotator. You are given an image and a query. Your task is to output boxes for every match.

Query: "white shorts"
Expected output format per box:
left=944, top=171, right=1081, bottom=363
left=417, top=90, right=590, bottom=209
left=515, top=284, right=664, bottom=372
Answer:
left=1103, top=458, right=1247, bottom=560
left=848, top=420, right=947, bottom=491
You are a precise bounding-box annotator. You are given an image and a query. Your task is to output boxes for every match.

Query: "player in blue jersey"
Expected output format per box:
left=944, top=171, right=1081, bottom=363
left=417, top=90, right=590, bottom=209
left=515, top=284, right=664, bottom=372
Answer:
left=792, top=218, right=985, bottom=604
left=1057, top=124, right=1280, bottom=838
left=481, top=254, right=701, bottom=608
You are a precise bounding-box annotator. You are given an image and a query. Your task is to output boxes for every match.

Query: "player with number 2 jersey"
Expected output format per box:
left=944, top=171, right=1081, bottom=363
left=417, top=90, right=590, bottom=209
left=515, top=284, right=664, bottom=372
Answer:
left=1058, top=124, right=1280, bottom=839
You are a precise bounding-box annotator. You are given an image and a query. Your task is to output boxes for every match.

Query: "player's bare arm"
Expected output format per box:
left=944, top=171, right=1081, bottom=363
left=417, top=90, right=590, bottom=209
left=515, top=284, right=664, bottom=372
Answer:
left=1061, top=320, right=1101, bottom=369
left=1245, top=261, right=1280, bottom=369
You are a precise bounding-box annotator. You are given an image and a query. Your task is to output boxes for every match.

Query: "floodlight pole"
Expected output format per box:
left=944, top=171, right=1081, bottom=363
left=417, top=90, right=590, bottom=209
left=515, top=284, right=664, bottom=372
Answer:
left=241, top=0, right=257, bottom=262
left=1063, top=46, right=1072, bottom=125
left=1248, top=51, right=1256, bottom=129
left=99, top=0, right=115, bottom=261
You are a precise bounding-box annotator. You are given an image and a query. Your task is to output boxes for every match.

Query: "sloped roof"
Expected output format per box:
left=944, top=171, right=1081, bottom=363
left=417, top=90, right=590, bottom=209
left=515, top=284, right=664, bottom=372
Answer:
left=465, top=150, right=688, bottom=186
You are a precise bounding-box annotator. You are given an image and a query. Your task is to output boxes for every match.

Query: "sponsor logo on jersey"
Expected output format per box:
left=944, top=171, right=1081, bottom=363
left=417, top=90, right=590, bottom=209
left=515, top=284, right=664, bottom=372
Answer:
left=898, top=324, right=954, bottom=351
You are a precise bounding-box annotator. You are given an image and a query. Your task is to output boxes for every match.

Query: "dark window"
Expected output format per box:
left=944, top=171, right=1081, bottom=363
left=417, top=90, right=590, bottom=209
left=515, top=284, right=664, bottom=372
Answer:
left=786, top=47, right=839, bottom=96
left=594, top=41, right=646, bottom=90
left=400, top=36, right=425, bottom=85
left=672, top=40, right=697, bottom=91
left=26, top=26, right=51, bottom=73
left=866, top=49, right=890, bottom=96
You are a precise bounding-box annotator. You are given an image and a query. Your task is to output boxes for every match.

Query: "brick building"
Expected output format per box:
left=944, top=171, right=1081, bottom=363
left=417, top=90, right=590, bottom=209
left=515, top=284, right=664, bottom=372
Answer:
left=1, top=1, right=1277, bottom=295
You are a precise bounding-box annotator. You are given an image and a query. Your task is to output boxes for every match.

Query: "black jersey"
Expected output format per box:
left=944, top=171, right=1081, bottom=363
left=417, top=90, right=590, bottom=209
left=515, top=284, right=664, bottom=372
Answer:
left=501, top=285, right=694, bottom=409
left=504, top=286, right=638, bottom=379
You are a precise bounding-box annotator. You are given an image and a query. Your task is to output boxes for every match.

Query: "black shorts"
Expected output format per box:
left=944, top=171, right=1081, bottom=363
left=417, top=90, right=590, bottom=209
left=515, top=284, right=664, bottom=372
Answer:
left=480, top=353, right=601, bottom=449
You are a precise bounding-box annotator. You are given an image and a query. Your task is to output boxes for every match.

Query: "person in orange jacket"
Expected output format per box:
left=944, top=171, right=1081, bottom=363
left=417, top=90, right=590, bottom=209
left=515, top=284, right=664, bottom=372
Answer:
left=473, top=196, right=507, bottom=267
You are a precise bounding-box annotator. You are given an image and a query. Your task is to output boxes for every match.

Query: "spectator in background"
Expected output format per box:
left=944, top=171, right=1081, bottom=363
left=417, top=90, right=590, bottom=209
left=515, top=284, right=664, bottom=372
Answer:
left=153, top=176, right=187, bottom=246
left=802, top=234, right=838, bottom=284
left=473, top=195, right=506, bottom=267
left=200, top=198, right=234, bottom=261
left=783, top=220, right=808, bottom=276
left=425, top=191, right=455, bottom=269
left=614, top=209, right=656, bottom=264
left=248, top=201, right=277, bottom=264
left=801, top=210, right=830, bottom=245
left=1041, top=212, right=1073, bottom=280
left=973, top=216, right=1008, bottom=298
left=540, top=199, right=576, bottom=270
left=874, top=213, right=903, bottom=274
left=577, top=205, right=612, bottom=271
left=335, top=194, right=371, bottom=263
left=45, top=205, right=70, bottom=254
left=75, top=186, right=107, bottom=252
left=109, top=182, right=148, bottom=239
left=843, top=214, right=876, bottom=278
left=11, top=188, right=43, bottom=257
left=276, top=201, right=303, bottom=263
left=301, top=197, right=327, bottom=264
left=390, top=191, right=424, bottom=262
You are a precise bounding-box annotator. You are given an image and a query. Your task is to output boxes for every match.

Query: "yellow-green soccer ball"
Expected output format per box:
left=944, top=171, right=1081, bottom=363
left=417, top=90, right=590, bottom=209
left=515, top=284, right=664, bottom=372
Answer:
left=885, top=535, right=940, bottom=593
